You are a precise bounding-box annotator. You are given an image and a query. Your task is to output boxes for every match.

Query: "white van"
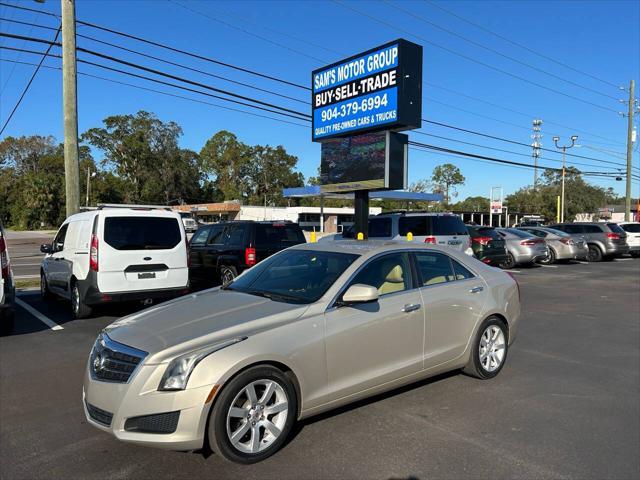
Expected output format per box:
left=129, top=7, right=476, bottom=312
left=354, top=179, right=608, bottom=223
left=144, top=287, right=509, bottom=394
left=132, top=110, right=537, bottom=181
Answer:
left=40, top=205, right=189, bottom=318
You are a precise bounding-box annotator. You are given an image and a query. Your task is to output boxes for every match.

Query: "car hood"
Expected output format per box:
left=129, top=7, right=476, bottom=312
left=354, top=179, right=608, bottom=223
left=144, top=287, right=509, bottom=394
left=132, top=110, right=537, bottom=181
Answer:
left=104, top=288, right=307, bottom=360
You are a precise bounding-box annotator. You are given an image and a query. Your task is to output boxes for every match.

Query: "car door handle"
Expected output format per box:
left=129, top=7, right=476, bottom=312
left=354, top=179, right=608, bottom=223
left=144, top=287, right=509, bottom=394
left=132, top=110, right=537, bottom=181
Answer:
left=469, top=286, right=484, bottom=293
left=403, top=303, right=421, bottom=313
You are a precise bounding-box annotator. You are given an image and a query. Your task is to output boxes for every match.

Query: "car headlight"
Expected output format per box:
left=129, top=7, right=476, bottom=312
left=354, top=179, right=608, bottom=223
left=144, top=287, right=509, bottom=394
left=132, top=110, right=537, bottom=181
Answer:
left=158, top=337, right=246, bottom=391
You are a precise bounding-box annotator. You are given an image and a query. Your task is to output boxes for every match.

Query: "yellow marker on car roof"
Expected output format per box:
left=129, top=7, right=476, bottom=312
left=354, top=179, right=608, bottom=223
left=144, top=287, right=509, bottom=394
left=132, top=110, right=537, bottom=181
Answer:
left=407, top=232, right=413, bottom=241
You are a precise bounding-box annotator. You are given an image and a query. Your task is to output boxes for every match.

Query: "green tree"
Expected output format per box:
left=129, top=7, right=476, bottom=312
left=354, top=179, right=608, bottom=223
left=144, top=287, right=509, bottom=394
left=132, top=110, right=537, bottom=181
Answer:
left=431, top=163, right=465, bottom=205
left=450, top=196, right=489, bottom=212
left=199, top=130, right=251, bottom=201
left=245, top=145, right=304, bottom=206
left=82, top=111, right=201, bottom=204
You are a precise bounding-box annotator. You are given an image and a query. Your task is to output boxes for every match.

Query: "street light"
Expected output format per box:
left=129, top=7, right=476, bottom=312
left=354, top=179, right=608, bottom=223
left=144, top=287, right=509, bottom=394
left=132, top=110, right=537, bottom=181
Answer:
left=552, top=135, right=578, bottom=223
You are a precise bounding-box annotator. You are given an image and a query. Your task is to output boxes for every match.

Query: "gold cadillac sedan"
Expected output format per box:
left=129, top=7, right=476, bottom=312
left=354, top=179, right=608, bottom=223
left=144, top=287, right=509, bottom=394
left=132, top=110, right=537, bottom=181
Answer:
left=83, top=241, right=520, bottom=463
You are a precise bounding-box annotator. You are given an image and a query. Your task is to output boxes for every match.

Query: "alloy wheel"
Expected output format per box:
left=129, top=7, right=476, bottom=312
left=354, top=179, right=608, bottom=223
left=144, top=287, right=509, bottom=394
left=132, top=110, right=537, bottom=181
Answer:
left=478, top=325, right=506, bottom=373
left=221, top=268, right=236, bottom=286
left=71, top=285, right=80, bottom=315
left=226, top=379, right=289, bottom=454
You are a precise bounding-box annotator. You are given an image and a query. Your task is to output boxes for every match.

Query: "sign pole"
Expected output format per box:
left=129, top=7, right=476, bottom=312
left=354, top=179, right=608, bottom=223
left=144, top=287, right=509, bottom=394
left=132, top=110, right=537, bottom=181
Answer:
left=354, top=190, right=369, bottom=239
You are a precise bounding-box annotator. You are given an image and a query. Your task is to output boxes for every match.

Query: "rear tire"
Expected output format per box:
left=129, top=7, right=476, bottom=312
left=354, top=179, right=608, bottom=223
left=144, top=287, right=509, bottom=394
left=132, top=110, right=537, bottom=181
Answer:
left=499, top=253, right=516, bottom=270
left=586, top=244, right=603, bottom=262
left=464, top=316, right=509, bottom=380
left=208, top=365, right=297, bottom=464
left=71, top=281, right=92, bottom=319
left=220, top=265, right=238, bottom=286
left=538, top=248, right=556, bottom=265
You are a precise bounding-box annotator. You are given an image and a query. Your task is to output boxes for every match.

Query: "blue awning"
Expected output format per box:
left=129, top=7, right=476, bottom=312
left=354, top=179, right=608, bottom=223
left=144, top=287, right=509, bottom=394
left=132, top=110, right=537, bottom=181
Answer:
left=282, top=186, right=443, bottom=202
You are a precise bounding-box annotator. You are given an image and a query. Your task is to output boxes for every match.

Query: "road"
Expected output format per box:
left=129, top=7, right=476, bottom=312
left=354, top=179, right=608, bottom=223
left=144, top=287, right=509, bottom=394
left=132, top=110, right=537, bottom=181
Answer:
left=0, top=259, right=639, bottom=479
left=4, top=231, right=53, bottom=279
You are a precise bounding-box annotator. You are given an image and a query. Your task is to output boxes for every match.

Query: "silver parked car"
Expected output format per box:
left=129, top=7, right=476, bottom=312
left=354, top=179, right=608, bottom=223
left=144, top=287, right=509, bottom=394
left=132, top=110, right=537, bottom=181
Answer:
left=552, top=222, right=629, bottom=262
left=83, top=242, right=520, bottom=463
left=495, top=228, right=549, bottom=269
left=517, top=227, right=588, bottom=264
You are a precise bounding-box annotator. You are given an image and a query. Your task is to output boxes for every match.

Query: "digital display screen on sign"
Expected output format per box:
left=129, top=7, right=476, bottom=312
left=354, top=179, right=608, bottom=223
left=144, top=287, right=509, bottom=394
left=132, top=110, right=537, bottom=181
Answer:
left=312, top=39, right=422, bottom=142
left=320, top=131, right=407, bottom=192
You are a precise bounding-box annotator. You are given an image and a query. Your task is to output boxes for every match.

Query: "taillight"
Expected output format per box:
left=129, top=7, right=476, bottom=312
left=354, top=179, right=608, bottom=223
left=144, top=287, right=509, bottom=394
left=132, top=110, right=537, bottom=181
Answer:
left=472, top=236, right=492, bottom=246
left=606, top=233, right=620, bottom=240
left=560, top=238, right=575, bottom=245
left=506, top=271, right=521, bottom=302
left=520, top=239, right=543, bottom=246
left=89, top=234, right=99, bottom=272
left=424, top=236, right=436, bottom=244
left=0, top=237, right=9, bottom=279
left=245, top=247, right=256, bottom=266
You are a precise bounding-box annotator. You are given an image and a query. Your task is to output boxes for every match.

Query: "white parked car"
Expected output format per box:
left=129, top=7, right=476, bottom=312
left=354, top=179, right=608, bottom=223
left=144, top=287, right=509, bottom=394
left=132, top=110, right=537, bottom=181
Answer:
left=0, top=221, right=15, bottom=333
left=40, top=205, right=189, bottom=318
left=618, top=222, right=640, bottom=257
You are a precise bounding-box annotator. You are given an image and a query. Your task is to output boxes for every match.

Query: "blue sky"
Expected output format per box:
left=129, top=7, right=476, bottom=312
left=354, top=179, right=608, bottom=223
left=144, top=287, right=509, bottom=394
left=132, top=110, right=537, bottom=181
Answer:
left=1, top=0, right=638, bottom=201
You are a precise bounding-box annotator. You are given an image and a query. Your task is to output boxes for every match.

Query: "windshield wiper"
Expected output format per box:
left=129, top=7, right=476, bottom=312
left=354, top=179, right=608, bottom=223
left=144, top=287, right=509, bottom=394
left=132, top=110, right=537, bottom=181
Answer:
left=245, top=290, right=302, bottom=303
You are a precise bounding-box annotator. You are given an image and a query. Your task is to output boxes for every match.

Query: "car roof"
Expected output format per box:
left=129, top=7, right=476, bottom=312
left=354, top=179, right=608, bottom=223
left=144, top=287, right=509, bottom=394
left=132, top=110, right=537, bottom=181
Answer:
left=375, top=211, right=461, bottom=218
left=64, top=208, right=180, bottom=223
left=290, top=240, right=465, bottom=258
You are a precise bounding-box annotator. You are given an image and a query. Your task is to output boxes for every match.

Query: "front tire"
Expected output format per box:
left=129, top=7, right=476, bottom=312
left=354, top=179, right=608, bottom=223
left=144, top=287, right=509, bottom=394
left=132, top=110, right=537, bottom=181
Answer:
left=71, top=281, right=92, bottom=319
left=40, top=271, right=53, bottom=300
left=208, top=366, right=297, bottom=464
left=464, top=317, right=509, bottom=379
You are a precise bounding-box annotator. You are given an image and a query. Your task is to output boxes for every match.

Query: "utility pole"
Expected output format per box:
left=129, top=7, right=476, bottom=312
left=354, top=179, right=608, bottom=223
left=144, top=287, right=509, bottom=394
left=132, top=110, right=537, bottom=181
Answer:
left=553, top=135, right=578, bottom=223
left=624, top=80, right=635, bottom=221
left=531, top=119, right=543, bottom=187
left=62, top=0, right=80, bottom=217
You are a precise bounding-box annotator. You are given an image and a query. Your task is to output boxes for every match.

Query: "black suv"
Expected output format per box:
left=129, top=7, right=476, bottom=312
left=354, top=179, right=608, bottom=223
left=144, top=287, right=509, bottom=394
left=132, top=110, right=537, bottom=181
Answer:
left=188, top=221, right=306, bottom=286
left=466, top=225, right=508, bottom=266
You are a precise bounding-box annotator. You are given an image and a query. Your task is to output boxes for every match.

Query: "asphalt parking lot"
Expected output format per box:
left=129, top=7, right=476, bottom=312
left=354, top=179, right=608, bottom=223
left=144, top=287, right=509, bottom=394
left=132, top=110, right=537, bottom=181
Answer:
left=1, top=259, right=638, bottom=480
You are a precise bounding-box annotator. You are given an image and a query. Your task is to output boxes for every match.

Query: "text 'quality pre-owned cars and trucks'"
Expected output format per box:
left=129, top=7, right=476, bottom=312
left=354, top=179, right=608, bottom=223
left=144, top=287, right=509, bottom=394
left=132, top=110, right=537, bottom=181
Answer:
left=83, top=241, right=520, bottom=464
left=40, top=206, right=189, bottom=318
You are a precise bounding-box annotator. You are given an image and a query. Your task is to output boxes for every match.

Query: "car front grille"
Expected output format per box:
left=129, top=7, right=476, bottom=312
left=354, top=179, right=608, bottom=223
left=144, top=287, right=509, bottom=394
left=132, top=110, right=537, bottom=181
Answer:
left=90, top=333, right=147, bottom=384
left=124, top=411, right=180, bottom=434
left=86, top=401, right=113, bottom=427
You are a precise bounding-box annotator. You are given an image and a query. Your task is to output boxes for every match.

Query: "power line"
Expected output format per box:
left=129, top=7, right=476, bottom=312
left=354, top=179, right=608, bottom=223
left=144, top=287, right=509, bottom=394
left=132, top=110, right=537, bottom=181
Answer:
left=0, top=32, right=312, bottom=120
left=0, top=26, right=60, bottom=135
left=424, top=80, right=627, bottom=147
left=423, top=0, right=621, bottom=90
left=0, top=1, right=58, bottom=18
left=167, top=0, right=329, bottom=63
left=0, top=57, right=310, bottom=129
left=0, top=44, right=311, bottom=122
left=385, top=0, right=619, bottom=102
left=74, top=18, right=310, bottom=91
left=0, top=17, right=309, bottom=104
left=333, top=0, right=619, bottom=114
left=423, top=119, right=636, bottom=170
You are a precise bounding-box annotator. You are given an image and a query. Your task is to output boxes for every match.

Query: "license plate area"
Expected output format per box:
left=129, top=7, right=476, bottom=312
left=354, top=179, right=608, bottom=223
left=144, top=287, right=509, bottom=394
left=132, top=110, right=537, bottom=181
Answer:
left=138, top=272, right=156, bottom=280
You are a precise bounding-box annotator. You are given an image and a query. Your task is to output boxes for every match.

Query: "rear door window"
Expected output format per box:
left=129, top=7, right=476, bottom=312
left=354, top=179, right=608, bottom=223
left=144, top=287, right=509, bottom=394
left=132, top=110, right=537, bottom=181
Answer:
left=255, top=224, right=305, bottom=248
left=207, top=225, right=227, bottom=245
left=432, top=216, right=467, bottom=235
left=224, top=225, right=247, bottom=247
left=103, top=217, right=181, bottom=250
left=621, top=223, right=640, bottom=233
left=369, top=218, right=392, bottom=237
left=414, top=252, right=455, bottom=286
left=451, top=259, right=474, bottom=280
left=583, top=225, right=603, bottom=233
left=399, top=217, right=428, bottom=236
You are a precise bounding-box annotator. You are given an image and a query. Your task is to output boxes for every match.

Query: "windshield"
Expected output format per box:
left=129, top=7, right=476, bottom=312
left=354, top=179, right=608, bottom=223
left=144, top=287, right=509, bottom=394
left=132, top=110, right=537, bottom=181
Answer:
left=225, top=249, right=359, bottom=304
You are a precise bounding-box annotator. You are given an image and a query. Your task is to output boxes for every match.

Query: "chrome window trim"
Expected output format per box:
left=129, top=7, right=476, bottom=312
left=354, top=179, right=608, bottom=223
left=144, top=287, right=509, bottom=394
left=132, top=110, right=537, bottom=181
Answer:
left=90, top=332, right=148, bottom=384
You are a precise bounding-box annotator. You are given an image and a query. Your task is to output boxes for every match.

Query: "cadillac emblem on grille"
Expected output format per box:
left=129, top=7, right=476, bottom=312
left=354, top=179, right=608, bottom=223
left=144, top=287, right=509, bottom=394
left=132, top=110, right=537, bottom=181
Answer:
left=90, top=332, right=147, bottom=383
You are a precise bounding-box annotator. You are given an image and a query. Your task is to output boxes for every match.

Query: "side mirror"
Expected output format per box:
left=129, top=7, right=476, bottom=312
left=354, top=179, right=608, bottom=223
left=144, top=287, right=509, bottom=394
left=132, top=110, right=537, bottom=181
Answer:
left=40, top=243, right=53, bottom=254
left=341, top=284, right=379, bottom=305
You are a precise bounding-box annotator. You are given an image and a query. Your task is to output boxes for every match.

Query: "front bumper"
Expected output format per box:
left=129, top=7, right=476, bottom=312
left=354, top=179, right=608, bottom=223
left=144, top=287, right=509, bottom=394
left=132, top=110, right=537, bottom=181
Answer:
left=83, top=362, right=213, bottom=450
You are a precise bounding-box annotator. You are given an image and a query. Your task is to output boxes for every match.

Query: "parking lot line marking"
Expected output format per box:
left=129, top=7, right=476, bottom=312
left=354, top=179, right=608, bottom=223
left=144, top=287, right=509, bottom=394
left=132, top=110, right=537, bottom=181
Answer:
left=615, top=258, right=633, bottom=261
left=505, top=270, right=522, bottom=273
left=539, top=265, right=558, bottom=268
left=15, top=298, right=63, bottom=331
left=576, top=261, right=590, bottom=264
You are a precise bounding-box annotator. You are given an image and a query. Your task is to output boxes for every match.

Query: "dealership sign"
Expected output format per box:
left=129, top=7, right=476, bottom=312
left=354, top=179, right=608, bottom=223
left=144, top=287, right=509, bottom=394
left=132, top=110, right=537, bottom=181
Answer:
left=312, top=39, right=422, bottom=142
left=491, top=201, right=503, bottom=214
